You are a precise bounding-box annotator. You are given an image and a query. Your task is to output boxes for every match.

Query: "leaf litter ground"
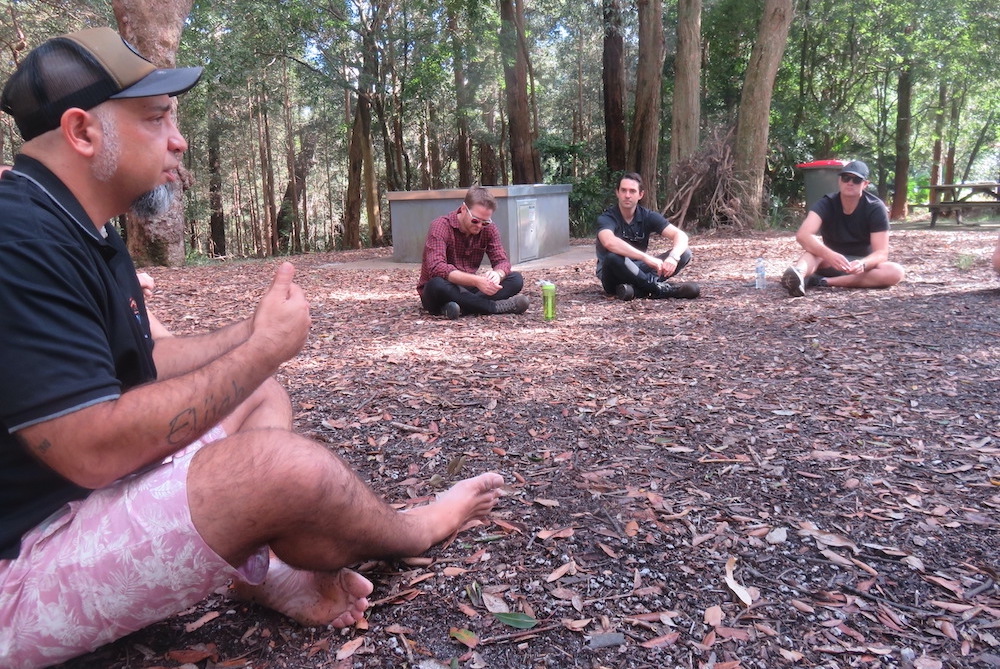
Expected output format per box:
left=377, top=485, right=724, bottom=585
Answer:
left=58, top=225, right=999, bottom=669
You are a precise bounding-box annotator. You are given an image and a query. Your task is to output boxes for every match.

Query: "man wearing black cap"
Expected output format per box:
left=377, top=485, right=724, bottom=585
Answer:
left=0, top=28, right=504, bottom=668
left=780, top=160, right=905, bottom=297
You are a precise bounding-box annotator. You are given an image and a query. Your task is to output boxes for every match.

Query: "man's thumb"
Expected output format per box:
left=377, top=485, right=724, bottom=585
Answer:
left=270, top=262, right=296, bottom=292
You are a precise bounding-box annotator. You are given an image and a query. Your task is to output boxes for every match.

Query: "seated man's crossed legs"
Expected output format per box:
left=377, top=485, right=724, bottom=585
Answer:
left=0, top=377, right=504, bottom=668
left=421, top=272, right=528, bottom=317
left=781, top=251, right=905, bottom=296
left=601, top=249, right=699, bottom=300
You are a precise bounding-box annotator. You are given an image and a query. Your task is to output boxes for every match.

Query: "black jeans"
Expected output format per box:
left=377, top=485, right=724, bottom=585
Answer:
left=599, top=249, right=692, bottom=297
left=420, top=272, right=524, bottom=315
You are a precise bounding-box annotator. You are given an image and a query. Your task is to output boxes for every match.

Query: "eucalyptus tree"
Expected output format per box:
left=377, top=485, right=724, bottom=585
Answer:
left=500, top=0, right=542, bottom=183
left=732, top=0, right=793, bottom=219
left=668, top=0, right=702, bottom=195
left=601, top=0, right=627, bottom=176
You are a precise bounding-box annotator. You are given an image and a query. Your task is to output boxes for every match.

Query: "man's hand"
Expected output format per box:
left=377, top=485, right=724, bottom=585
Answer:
left=477, top=273, right=502, bottom=296
left=251, top=262, right=311, bottom=365
left=137, top=272, right=155, bottom=298
left=484, top=269, right=503, bottom=286
left=826, top=253, right=855, bottom=274
left=658, top=257, right=678, bottom=278
left=845, top=259, right=868, bottom=274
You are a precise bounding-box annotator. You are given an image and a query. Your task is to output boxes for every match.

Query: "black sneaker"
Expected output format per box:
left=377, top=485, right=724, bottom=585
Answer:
left=616, top=284, right=636, bottom=301
left=493, top=294, right=530, bottom=315
left=441, top=301, right=461, bottom=320
left=656, top=281, right=700, bottom=299
left=806, top=274, right=827, bottom=288
left=781, top=267, right=806, bottom=297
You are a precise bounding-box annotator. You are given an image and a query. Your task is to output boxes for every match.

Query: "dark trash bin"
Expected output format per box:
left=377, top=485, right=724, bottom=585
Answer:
left=796, top=160, right=846, bottom=209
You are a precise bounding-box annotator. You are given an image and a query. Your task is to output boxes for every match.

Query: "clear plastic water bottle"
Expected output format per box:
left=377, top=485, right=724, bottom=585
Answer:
left=541, top=281, right=556, bottom=321
left=755, top=258, right=766, bottom=289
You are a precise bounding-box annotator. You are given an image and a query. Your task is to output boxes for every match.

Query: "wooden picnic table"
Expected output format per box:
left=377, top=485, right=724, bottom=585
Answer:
left=926, top=182, right=1000, bottom=226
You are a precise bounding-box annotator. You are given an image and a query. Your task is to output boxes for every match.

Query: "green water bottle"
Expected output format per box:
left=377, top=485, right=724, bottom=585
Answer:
left=541, top=281, right=556, bottom=321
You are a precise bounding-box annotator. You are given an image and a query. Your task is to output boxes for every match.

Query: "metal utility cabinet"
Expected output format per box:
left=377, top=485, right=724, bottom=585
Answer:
left=387, top=184, right=572, bottom=264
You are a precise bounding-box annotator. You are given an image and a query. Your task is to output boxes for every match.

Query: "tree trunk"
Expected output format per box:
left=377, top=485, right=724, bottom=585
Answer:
left=602, top=0, right=627, bottom=176
left=479, top=98, right=500, bottom=186
left=343, top=95, right=366, bottom=250
left=668, top=0, right=702, bottom=195
left=500, top=0, right=541, bottom=184
left=428, top=101, right=444, bottom=189
left=929, top=81, right=946, bottom=204
left=889, top=65, right=911, bottom=221
left=944, top=93, right=962, bottom=185
left=276, top=122, right=322, bottom=253
left=361, top=99, right=384, bottom=246
left=627, top=0, right=665, bottom=209
left=255, top=90, right=279, bottom=255
left=207, top=119, right=226, bottom=256
left=449, top=5, right=474, bottom=187
left=962, top=112, right=995, bottom=183
left=112, top=0, right=193, bottom=266
left=732, top=0, right=794, bottom=220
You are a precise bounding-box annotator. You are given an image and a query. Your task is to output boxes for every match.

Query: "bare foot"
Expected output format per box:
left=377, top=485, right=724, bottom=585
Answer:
left=232, top=556, right=374, bottom=627
left=407, top=472, right=505, bottom=546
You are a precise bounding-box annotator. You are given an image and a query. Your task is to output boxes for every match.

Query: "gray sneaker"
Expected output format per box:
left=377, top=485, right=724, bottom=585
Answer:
left=493, top=294, right=530, bottom=315
left=441, top=301, right=461, bottom=320
left=781, top=267, right=806, bottom=297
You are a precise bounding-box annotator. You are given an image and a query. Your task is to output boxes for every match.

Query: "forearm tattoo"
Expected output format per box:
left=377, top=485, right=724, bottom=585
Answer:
left=167, top=379, right=245, bottom=445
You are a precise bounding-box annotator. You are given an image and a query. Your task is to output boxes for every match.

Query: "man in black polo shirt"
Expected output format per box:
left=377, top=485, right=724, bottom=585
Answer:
left=781, top=160, right=905, bottom=297
left=595, top=172, right=700, bottom=301
left=0, top=28, right=503, bottom=668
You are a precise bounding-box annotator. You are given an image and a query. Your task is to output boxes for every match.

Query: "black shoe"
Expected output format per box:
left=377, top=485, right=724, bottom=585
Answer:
left=493, top=294, right=530, bottom=315
left=656, top=281, right=700, bottom=299
left=806, top=274, right=827, bottom=288
left=616, top=284, right=635, bottom=301
left=441, top=301, right=461, bottom=320
left=781, top=267, right=806, bottom=297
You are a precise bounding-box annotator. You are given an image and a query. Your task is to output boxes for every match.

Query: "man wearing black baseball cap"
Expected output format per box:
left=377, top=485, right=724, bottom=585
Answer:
left=0, top=28, right=504, bottom=668
left=780, top=159, right=905, bottom=296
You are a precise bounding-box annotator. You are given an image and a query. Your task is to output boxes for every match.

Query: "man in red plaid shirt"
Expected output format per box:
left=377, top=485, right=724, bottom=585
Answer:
left=417, top=186, right=530, bottom=319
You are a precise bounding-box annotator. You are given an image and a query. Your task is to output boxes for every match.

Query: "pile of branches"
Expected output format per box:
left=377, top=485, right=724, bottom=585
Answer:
left=662, top=127, right=757, bottom=231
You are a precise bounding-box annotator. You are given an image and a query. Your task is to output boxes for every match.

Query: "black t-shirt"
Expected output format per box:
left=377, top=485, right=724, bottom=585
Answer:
left=594, top=204, right=669, bottom=276
left=0, top=156, right=156, bottom=559
left=811, top=190, right=889, bottom=257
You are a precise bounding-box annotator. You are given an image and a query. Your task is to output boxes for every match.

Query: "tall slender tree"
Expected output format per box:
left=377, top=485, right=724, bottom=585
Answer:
left=627, top=0, right=665, bottom=208
left=500, top=0, right=541, bottom=184
left=602, top=0, right=627, bottom=176
left=732, top=0, right=793, bottom=219
left=668, top=0, right=702, bottom=196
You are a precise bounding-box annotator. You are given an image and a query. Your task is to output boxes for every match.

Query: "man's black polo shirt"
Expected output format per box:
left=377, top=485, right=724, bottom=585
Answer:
left=0, top=156, right=156, bottom=559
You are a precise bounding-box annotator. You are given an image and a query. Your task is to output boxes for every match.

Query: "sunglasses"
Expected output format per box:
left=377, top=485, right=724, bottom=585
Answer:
left=470, top=216, right=492, bottom=226
left=840, top=174, right=865, bottom=185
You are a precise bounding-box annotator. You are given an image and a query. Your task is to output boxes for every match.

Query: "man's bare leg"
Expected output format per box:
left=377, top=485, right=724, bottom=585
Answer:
left=822, top=261, right=905, bottom=288
left=187, top=432, right=504, bottom=627
left=220, top=376, right=293, bottom=433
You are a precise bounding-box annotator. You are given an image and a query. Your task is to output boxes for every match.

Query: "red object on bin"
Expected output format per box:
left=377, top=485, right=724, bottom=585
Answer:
left=795, top=160, right=846, bottom=169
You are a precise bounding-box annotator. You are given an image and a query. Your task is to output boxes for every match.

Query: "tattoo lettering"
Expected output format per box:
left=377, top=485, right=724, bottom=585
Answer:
left=166, top=380, right=246, bottom=446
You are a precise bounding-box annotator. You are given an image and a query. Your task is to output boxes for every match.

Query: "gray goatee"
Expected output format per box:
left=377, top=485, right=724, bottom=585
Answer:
left=130, top=183, right=176, bottom=219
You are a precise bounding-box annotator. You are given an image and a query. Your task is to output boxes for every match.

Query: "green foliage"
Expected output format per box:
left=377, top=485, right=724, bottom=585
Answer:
left=567, top=173, right=613, bottom=239
left=3, top=0, right=997, bottom=251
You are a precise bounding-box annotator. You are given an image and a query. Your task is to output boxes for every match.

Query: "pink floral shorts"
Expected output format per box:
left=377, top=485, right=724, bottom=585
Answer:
left=0, top=426, right=269, bottom=669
